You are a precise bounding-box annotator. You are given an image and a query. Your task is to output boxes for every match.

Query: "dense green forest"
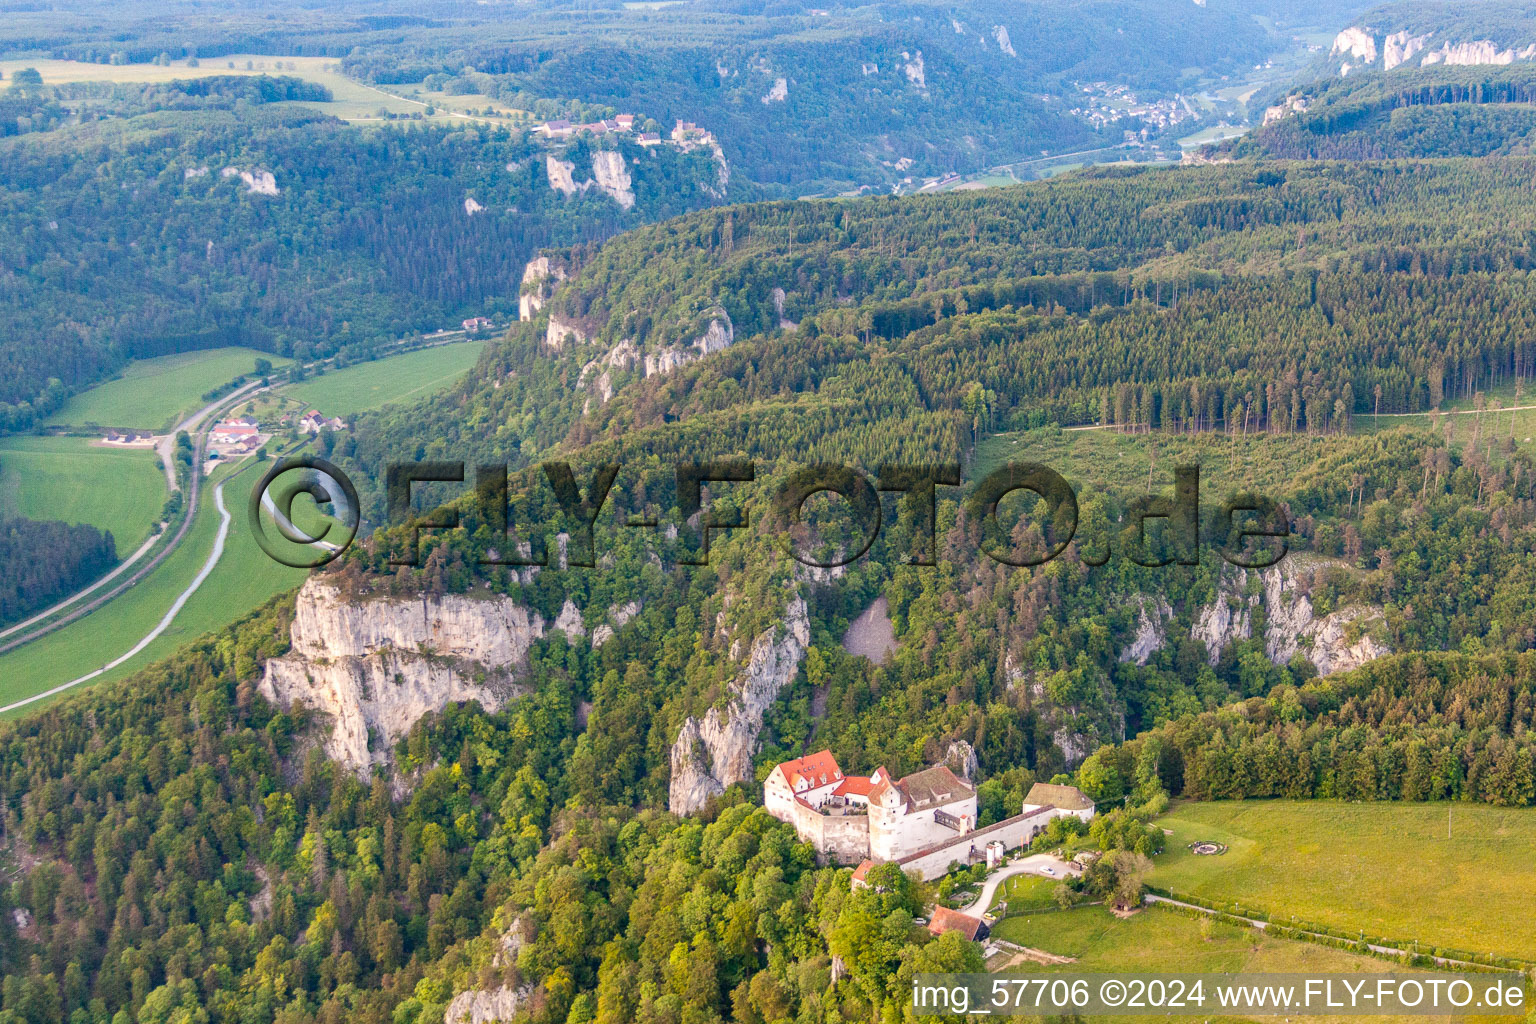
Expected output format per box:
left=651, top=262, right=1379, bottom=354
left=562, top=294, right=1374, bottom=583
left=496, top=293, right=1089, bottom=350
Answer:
left=1222, top=67, right=1536, bottom=160
left=0, top=103, right=723, bottom=430
left=0, top=517, right=116, bottom=627
left=15, top=6, right=1536, bottom=1013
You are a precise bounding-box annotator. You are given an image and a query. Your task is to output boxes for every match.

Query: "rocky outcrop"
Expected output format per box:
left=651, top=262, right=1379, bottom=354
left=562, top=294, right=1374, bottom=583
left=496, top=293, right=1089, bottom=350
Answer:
left=545, top=155, right=581, bottom=196
left=993, top=25, right=1016, bottom=57
left=445, top=986, right=534, bottom=1024
left=642, top=313, right=733, bottom=376
left=1330, top=26, right=1536, bottom=73
left=259, top=580, right=545, bottom=774
left=1259, top=566, right=1389, bottom=675
left=1190, top=571, right=1255, bottom=665
left=552, top=599, right=585, bottom=641
left=944, top=740, right=979, bottom=780
left=1187, top=560, right=1389, bottom=675
left=762, top=77, right=788, bottom=104
left=1331, top=27, right=1377, bottom=64
left=519, top=255, right=569, bottom=321
left=591, top=151, right=634, bottom=209
left=546, top=315, right=588, bottom=349
left=591, top=600, right=641, bottom=648
left=668, top=594, right=811, bottom=814
left=463, top=196, right=485, bottom=216
left=1384, top=30, right=1432, bottom=69
left=1262, top=94, right=1309, bottom=125
left=1426, top=40, right=1536, bottom=66
left=227, top=168, right=278, bottom=195
left=546, top=151, right=635, bottom=208
left=1119, top=598, right=1173, bottom=665
left=902, top=51, right=927, bottom=90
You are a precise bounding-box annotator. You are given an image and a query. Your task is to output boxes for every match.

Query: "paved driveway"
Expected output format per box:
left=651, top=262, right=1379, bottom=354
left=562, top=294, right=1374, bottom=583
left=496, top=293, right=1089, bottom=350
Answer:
left=956, top=853, right=1081, bottom=916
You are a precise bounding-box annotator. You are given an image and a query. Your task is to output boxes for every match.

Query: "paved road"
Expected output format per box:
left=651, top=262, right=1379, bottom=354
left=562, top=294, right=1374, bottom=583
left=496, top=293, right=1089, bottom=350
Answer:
left=0, top=330, right=482, bottom=686
left=0, top=475, right=235, bottom=714
left=957, top=854, right=1081, bottom=916
left=0, top=384, right=266, bottom=656
left=155, top=379, right=266, bottom=493
left=0, top=526, right=162, bottom=641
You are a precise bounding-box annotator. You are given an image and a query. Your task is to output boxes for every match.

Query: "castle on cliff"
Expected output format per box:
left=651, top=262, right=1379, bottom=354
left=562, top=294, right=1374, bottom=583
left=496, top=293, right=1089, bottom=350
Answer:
left=763, top=750, right=1095, bottom=880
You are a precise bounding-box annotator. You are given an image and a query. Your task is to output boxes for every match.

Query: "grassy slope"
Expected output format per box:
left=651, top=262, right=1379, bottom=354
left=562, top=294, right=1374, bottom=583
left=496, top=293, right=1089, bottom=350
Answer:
left=991, top=906, right=1449, bottom=1024
left=43, top=347, right=289, bottom=431
left=283, top=340, right=486, bottom=416
left=0, top=435, right=165, bottom=548
left=1151, top=801, right=1536, bottom=960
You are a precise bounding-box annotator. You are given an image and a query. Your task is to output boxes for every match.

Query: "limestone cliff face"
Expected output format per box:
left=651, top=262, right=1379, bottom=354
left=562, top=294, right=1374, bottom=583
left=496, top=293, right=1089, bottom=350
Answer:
left=545, top=151, right=635, bottom=208
left=444, top=986, right=533, bottom=1024
left=260, top=580, right=548, bottom=774
left=590, top=151, right=635, bottom=209
left=1331, top=27, right=1378, bottom=64
left=546, top=315, right=589, bottom=349
left=577, top=311, right=735, bottom=407
left=1186, top=560, right=1389, bottom=675
left=1329, top=25, right=1536, bottom=74
left=1119, top=598, right=1173, bottom=665
left=519, top=255, right=569, bottom=322
left=668, top=594, right=811, bottom=814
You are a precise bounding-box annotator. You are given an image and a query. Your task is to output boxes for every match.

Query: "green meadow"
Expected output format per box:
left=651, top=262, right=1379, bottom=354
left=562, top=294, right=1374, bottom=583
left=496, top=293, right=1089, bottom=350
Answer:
left=0, top=435, right=165, bottom=548
left=1151, top=800, right=1536, bottom=961
left=44, top=347, right=289, bottom=430
left=990, top=906, right=1454, bottom=1024
left=0, top=456, right=308, bottom=711
left=283, top=339, right=485, bottom=416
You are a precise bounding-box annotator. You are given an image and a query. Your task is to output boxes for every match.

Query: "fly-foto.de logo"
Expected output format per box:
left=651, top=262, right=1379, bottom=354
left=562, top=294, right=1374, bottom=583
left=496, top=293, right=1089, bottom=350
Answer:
left=248, top=458, right=1290, bottom=571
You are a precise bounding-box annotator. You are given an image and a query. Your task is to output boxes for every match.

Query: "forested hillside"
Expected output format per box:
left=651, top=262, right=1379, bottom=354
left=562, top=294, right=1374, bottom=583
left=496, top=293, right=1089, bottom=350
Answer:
left=1, top=157, right=1534, bottom=1021
left=1219, top=66, right=1536, bottom=160
left=0, top=105, right=723, bottom=430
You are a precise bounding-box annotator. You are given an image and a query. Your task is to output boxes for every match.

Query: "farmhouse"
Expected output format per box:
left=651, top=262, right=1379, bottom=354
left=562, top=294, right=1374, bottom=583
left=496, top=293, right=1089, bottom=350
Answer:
left=210, top=418, right=258, bottom=445
left=765, top=750, right=1097, bottom=880
left=298, top=410, right=346, bottom=435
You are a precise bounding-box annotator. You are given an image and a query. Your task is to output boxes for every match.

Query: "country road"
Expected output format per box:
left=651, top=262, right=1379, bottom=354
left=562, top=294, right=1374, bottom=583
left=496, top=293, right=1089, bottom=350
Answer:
left=156, top=378, right=267, bottom=493
left=1141, top=894, right=1513, bottom=973
left=0, top=525, right=161, bottom=641
left=0, top=382, right=264, bottom=656
left=0, top=474, right=235, bottom=715
left=1, top=331, right=473, bottom=661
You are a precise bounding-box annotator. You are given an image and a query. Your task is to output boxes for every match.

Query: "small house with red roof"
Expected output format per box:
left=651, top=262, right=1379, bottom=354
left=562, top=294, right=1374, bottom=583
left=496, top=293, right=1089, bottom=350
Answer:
left=927, top=907, right=988, bottom=941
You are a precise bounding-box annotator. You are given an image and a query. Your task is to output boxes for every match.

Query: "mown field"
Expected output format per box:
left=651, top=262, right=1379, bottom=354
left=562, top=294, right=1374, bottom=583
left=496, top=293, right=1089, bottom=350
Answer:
left=0, top=435, right=165, bottom=548
left=990, top=906, right=1456, bottom=1024
left=1151, top=801, right=1536, bottom=961
left=283, top=339, right=485, bottom=416
left=0, top=55, right=432, bottom=120
left=43, top=347, right=287, bottom=430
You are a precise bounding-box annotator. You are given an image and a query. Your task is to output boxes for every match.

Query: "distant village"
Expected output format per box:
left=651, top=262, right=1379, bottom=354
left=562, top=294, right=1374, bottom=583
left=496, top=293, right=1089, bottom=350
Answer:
left=1068, top=81, right=1199, bottom=133
left=531, top=113, right=721, bottom=154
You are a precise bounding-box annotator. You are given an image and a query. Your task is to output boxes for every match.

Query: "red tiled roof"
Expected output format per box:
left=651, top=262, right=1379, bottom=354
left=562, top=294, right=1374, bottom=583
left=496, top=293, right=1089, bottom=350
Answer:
left=851, top=859, right=875, bottom=884
left=776, top=750, right=843, bottom=790
left=927, top=907, right=985, bottom=941
left=833, top=775, right=876, bottom=798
